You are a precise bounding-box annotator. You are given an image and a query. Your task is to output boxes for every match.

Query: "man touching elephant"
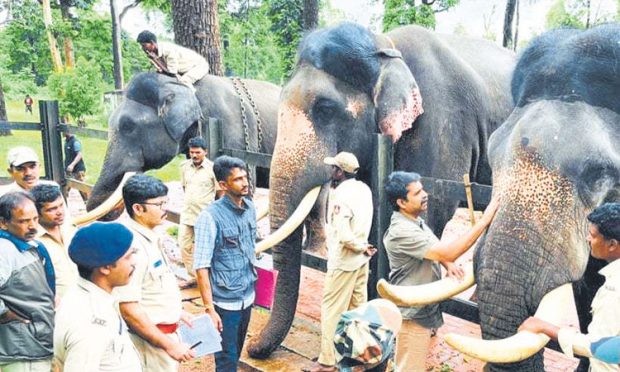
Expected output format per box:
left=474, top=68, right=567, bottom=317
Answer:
left=519, top=203, right=620, bottom=371
left=383, top=171, right=498, bottom=371
left=311, top=152, right=376, bottom=372
left=137, top=30, right=209, bottom=90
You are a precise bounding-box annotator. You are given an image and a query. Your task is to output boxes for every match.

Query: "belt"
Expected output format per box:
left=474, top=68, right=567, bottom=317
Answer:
left=156, top=323, right=179, bottom=334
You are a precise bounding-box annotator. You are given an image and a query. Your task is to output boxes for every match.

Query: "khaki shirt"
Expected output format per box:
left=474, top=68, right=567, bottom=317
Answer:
left=180, top=159, right=220, bottom=225
left=383, top=211, right=443, bottom=328
left=157, top=41, right=209, bottom=76
left=54, top=278, right=142, bottom=372
left=114, top=219, right=182, bottom=325
left=325, top=178, right=373, bottom=272
left=558, top=259, right=620, bottom=371
left=0, top=179, right=59, bottom=196
left=37, top=223, right=78, bottom=299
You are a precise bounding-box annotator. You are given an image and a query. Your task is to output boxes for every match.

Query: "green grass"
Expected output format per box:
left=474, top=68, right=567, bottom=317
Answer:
left=1, top=100, right=184, bottom=184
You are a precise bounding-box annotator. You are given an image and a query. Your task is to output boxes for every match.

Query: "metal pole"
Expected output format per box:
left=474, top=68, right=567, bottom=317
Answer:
left=39, top=101, right=65, bottom=185
left=206, top=117, right=222, bottom=161
left=368, top=134, right=393, bottom=299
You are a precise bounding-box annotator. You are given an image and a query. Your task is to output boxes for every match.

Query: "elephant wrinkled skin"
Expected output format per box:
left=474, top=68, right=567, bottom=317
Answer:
left=247, top=22, right=515, bottom=358
left=472, top=25, right=620, bottom=371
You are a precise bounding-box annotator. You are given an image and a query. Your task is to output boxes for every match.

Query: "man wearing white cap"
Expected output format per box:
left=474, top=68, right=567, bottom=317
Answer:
left=311, top=152, right=376, bottom=372
left=0, top=146, right=58, bottom=196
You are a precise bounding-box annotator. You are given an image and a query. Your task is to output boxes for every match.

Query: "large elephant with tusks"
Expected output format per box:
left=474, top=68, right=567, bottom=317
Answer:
left=247, top=22, right=515, bottom=358
left=87, top=72, right=279, bottom=216
left=383, top=25, right=620, bottom=371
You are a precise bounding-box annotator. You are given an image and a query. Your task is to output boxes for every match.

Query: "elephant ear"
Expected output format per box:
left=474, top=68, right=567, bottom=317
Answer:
left=373, top=49, right=424, bottom=143
left=158, top=83, right=203, bottom=143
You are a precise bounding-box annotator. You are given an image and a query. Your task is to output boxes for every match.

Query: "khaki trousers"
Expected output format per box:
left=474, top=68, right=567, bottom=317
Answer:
left=0, top=359, right=51, bottom=372
left=177, top=223, right=195, bottom=279
left=130, top=333, right=178, bottom=372
left=318, top=263, right=369, bottom=366
left=395, top=319, right=432, bottom=372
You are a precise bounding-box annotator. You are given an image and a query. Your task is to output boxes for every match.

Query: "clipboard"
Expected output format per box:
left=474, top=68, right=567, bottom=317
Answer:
left=177, top=315, right=222, bottom=357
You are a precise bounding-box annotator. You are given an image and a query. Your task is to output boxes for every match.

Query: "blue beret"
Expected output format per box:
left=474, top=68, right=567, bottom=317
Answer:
left=69, top=222, right=134, bottom=268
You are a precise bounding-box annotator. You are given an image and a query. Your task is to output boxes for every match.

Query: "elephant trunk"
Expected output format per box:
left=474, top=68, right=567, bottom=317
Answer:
left=247, top=104, right=331, bottom=358
left=86, top=136, right=144, bottom=219
left=475, top=207, right=586, bottom=371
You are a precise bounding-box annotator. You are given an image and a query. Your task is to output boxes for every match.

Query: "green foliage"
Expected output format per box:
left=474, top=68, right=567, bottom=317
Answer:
left=220, top=1, right=286, bottom=82
left=47, top=57, right=103, bottom=121
left=546, top=0, right=616, bottom=30
left=3, top=0, right=53, bottom=85
left=383, top=0, right=459, bottom=32
left=265, top=0, right=303, bottom=77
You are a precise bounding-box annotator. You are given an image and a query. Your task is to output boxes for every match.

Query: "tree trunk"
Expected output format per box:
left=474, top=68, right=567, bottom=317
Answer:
left=303, top=0, right=319, bottom=31
left=110, top=0, right=124, bottom=89
left=513, top=0, right=519, bottom=51
left=0, top=81, right=10, bottom=136
left=59, top=2, right=75, bottom=69
left=502, top=0, right=517, bottom=49
left=171, top=0, right=223, bottom=76
left=41, top=0, right=63, bottom=72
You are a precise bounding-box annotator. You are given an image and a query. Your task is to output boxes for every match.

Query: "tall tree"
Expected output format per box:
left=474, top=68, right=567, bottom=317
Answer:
left=503, top=0, right=518, bottom=49
left=267, top=0, right=303, bottom=75
left=41, top=0, right=63, bottom=72
left=110, top=0, right=124, bottom=89
left=171, top=0, right=223, bottom=76
left=303, top=0, right=319, bottom=31
left=0, top=81, right=9, bottom=136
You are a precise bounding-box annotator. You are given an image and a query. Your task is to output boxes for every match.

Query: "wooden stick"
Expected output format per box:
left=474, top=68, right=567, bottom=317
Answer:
left=463, top=174, right=476, bottom=226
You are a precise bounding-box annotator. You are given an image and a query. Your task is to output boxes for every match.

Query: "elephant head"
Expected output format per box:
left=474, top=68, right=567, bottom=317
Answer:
left=247, top=22, right=424, bottom=358
left=380, top=26, right=620, bottom=371
left=87, top=72, right=202, bottom=216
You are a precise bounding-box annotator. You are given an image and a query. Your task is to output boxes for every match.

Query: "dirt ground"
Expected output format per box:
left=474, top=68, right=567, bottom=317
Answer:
left=67, top=185, right=579, bottom=372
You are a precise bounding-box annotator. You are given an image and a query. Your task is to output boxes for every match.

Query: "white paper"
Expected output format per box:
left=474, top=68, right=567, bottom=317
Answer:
left=178, top=315, right=222, bottom=357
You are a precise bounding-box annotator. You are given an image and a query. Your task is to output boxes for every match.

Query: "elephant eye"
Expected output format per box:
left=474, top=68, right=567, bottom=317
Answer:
left=119, top=117, right=136, bottom=135
left=312, top=98, right=341, bottom=126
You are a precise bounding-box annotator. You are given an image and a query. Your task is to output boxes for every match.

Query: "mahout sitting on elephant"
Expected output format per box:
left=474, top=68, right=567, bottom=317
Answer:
left=382, top=24, right=620, bottom=371
left=247, top=22, right=516, bottom=358
left=87, top=72, right=279, bottom=217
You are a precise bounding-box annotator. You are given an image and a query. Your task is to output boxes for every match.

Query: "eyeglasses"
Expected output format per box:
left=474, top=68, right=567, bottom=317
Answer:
left=141, top=199, right=169, bottom=209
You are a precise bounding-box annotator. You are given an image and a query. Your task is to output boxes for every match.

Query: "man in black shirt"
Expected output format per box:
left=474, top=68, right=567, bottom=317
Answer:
left=64, top=127, right=88, bottom=202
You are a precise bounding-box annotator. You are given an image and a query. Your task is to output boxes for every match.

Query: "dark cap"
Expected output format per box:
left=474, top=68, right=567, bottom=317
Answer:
left=69, top=222, right=134, bottom=269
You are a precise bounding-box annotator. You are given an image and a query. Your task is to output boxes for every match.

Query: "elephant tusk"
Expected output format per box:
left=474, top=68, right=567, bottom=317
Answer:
left=255, top=186, right=321, bottom=254
left=256, top=204, right=269, bottom=221
left=377, top=262, right=475, bottom=306
left=72, top=172, right=136, bottom=227
left=444, top=283, right=578, bottom=363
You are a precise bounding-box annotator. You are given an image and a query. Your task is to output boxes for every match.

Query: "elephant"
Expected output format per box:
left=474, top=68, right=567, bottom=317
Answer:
left=382, top=25, right=620, bottom=371
left=246, top=22, right=516, bottom=358
left=87, top=72, right=280, bottom=217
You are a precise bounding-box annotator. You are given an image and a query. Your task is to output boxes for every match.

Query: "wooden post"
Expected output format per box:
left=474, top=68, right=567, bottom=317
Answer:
left=368, top=134, right=394, bottom=299
left=39, top=101, right=65, bottom=185
left=205, top=117, right=221, bottom=161
left=463, top=174, right=476, bottom=226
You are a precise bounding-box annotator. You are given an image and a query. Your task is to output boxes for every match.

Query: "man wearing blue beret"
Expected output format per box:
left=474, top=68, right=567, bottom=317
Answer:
left=116, top=174, right=194, bottom=371
left=54, top=222, right=142, bottom=371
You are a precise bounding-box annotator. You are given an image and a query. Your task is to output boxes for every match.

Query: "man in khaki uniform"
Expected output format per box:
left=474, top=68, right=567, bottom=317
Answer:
left=31, top=184, right=78, bottom=300
left=116, top=174, right=194, bottom=371
left=383, top=171, right=498, bottom=371
left=178, top=137, right=221, bottom=283
left=54, top=222, right=142, bottom=372
left=137, top=30, right=209, bottom=89
left=312, top=152, right=376, bottom=372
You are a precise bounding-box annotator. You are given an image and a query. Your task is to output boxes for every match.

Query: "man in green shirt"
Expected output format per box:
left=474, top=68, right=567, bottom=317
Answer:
left=383, top=171, right=498, bottom=371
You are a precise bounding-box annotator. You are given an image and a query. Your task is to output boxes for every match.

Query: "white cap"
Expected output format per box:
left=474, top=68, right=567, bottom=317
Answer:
left=7, top=146, right=39, bottom=167
left=324, top=152, right=360, bottom=174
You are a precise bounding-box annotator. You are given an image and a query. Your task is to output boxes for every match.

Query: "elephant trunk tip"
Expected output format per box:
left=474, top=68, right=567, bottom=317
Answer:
left=246, top=338, right=278, bottom=359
